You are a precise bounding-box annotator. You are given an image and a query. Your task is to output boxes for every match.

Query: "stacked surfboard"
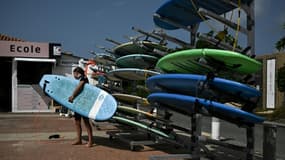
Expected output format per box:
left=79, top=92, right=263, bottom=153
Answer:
left=146, top=48, right=265, bottom=126
left=112, top=41, right=169, bottom=57
left=106, top=41, right=164, bottom=82
left=104, top=40, right=177, bottom=139
left=106, top=40, right=162, bottom=109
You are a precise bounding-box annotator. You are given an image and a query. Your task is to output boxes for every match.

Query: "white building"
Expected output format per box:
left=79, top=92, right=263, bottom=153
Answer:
left=0, top=34, right=84, bottom=112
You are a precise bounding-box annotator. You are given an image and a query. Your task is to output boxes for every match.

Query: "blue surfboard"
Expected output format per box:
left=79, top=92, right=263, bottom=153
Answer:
left=39, top=74, right=117, bottom=121
left=153, top=0, right=244, bottom=30
left=147, top=93, right=265, bottom=125
left=146, top=74, right=261, bottom=104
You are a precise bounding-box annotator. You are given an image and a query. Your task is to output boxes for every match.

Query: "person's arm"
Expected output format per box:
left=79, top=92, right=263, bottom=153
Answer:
left=68, top=80, right=85, bottom=103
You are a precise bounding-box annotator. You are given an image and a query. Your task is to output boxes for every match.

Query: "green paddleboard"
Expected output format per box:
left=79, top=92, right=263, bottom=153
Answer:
left=157, top=48, right=261, bottom=75
left=112, top=116, right=174, bottom=139
left=116, top=54, right=158, bottom=69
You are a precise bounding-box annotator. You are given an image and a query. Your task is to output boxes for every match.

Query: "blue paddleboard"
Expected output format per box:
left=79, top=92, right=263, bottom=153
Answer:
left=154, top=0, right=243, bottom=30
left=146, top=74, right=261, bottom=103
left=39, top=74, right=117, bottom=121
left=147, top=93, right=265, bottom=125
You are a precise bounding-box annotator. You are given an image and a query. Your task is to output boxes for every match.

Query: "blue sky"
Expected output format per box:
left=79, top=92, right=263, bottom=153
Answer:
left=1, top=0, right=285, bottom=58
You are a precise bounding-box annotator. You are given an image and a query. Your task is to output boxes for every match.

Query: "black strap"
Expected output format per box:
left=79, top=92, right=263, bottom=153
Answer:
left=43, top=80, right=50, bottom=95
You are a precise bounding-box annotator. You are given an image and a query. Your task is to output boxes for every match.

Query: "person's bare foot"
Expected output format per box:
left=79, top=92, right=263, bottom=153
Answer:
left=72, top=141, right=82, bottom=145
left=86, top=142, right=93, bottom=147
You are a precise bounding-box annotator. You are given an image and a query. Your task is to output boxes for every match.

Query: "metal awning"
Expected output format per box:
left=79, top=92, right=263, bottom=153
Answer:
left=14, top=57, right=56, bottom=63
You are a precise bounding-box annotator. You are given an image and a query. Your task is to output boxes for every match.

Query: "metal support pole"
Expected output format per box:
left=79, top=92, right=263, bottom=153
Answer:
left=198, top=8, right=247, bottom=34
left=191, top=114, right=202, bottom=160
left=105, top=38, right=122, bottom=45
left=152, top=31, right=192, bottom=48
left=190, top=24, right=199, bottom=47
left=263, top=123, right=277, bottom=160
left=131, top=26, right=164, bottom=42
left=191, top=101, right=202, bottom=160
left=246, top=0, right=255, bottom=56
left=149, top=103, right=202, bottom=160
left=246, top=126, right=254, bottom=160
left=198, top=34, right=243, bottom=52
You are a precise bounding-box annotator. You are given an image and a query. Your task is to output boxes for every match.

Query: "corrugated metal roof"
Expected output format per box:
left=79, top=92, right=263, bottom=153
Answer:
left=0, top=34, right=24, bottom=42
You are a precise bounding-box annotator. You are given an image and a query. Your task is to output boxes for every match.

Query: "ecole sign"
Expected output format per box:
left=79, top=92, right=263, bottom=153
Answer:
left=0, top=40, right=49, bottom=58
left=10, top=44, right=41, bottom=53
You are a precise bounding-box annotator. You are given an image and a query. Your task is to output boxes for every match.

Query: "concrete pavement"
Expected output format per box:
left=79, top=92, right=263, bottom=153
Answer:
left=0, top=113, right=183, bottom=160
left=0, top=112, right=283, bottom=160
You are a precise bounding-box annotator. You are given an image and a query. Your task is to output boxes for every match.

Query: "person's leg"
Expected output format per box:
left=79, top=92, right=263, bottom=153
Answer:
left=83, top=118, right=93, bottom=147
left=72, top=113, right=82, bottom=145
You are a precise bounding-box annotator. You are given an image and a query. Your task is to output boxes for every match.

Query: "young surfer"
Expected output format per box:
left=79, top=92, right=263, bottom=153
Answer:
left=68, top=67, right=93, bottom=147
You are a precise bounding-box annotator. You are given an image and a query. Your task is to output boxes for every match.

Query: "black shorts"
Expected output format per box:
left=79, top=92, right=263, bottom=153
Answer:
left=74, top=112, right=89, bottom=121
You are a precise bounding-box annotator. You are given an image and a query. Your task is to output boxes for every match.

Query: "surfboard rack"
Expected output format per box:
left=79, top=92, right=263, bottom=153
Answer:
left=148, top=91, right=260, bottom=160
left=197, top=34, right=243, bottom=53
left=107, top=130, right=159, bottom=151
left=150, top=115, right=258, bottom=160
left=149, top=101, right=204, bottom=160
left=203, top=71, right=260, bottom=112
left=108, top=111, right=182, bottom=151
left=262, top=121, right=285, bottom=159
left=107, top=123, right=191, bottom=152
left=107, top=99, right=181, bottom=151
